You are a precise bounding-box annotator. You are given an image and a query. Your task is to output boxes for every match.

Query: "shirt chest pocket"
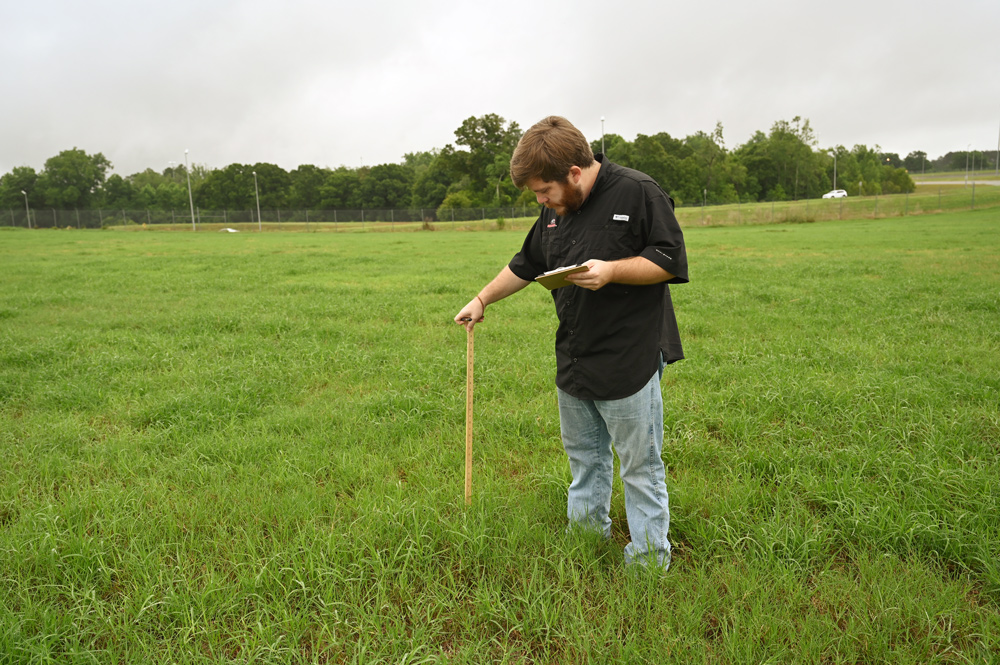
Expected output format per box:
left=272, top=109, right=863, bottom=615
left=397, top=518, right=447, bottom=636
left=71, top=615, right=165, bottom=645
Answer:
left=598, top=216, right=643, bottom=260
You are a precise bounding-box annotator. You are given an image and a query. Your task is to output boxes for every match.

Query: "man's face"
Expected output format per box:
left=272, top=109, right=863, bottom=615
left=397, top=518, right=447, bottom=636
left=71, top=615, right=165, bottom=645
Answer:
left=526, top=176, right=585, bottom=217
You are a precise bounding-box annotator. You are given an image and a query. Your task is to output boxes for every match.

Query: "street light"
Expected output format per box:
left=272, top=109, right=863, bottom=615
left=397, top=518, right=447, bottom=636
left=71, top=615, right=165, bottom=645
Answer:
left=965, top=144, right=970, bottom=186
left=252, top=171, right=262, bottom=232
left=185, top=149, right=196, bottom=231
left=600, top=116, right=605, bottom=156
left=21, top=190, right=30, bottom=229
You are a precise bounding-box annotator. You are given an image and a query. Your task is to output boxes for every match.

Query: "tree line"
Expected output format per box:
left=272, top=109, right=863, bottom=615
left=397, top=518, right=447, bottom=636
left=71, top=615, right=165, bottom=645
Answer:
left=4, top=114, right=988, bottom=218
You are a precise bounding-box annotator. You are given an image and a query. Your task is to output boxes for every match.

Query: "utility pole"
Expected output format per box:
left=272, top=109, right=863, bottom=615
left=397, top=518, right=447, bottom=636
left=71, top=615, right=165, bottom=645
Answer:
left=185, top=149, right=196, bottom=231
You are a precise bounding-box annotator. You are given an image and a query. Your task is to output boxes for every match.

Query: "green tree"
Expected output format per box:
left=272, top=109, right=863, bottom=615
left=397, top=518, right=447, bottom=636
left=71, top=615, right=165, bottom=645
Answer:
left=903, top=151, right=928, bottom=173
left=881, top=153, right=902, bottom=168
left=403, top=151, right=436, bottom=170
left=288, top=165, right=328, bottom=209
left=854, top=145, right=886, bottom=195
left=155, top=182, right=189, bottom=210
left=450, top=114, right=521, bottom=204
left=248, top=163, right=290, bottom=209
left=436, top=191, right=475, bottom=220
left=196, top=164, right=255, bottom=209
left=129, top=168, right=167, bottom=191
left=629, top=133, right=697, bottom=204
left=409, top=149, right=453, bottom=210
left=683, top=124, right=746, bottom=204
left=319, top=167, right=362, bottom=209
left=36, top=148, right=112, bottom=208
left=734, top=117, right=825, bottom=201
left=359, top=163, right=413, bottom=208
left=590, top=133, right=631, bottom=163
left=880, top=164, right=916, bottom=194
left=414, top=146, right=472, bottom=207
left=102, top=174, right=137, bottom=209
left=0, top=166, right=39, bottom=208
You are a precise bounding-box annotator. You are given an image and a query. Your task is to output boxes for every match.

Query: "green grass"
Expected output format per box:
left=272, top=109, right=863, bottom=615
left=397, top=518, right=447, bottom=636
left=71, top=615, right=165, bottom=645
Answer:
left=913, top=170, right=1000, bottom=182
left=1, top=210, right=999, bottom=663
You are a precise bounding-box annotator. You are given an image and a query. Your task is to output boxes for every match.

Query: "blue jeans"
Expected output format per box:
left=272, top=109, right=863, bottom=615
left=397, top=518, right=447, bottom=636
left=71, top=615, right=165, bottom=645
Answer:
left=557, top=364, right=670, bottom=568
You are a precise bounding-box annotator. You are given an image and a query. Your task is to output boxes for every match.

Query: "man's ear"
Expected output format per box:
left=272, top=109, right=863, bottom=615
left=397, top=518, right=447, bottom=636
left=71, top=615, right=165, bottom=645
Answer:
left=567, top=165, right=583, bottom=184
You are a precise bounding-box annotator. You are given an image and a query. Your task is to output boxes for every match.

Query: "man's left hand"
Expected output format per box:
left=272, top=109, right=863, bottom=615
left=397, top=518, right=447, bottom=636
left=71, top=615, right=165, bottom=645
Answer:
left=565, top=259, right=613, bottom=290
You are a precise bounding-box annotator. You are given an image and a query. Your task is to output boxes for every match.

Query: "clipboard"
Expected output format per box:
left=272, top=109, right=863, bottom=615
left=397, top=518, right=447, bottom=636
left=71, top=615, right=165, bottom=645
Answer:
left=535, top=264, right=589, bottom=290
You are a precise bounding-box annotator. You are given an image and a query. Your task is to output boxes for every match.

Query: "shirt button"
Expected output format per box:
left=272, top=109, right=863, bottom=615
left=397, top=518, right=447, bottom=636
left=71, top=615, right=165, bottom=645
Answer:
left=569, top=330, right=574, bottom=335
left=571, top=240, right=577, bottom=245
left=572, top=358, right=578, bottom=363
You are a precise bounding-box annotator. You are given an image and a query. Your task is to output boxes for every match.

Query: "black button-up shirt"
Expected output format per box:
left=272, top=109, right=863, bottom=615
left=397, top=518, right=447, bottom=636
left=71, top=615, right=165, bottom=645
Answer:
left=508, top=156, right=688, bottom=401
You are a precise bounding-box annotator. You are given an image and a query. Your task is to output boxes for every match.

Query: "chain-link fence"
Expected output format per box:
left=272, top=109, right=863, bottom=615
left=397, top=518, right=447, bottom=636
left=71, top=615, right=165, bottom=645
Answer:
left=5, top=186, right=999, bottom=230
left=2, top=206, right=539, bottom=229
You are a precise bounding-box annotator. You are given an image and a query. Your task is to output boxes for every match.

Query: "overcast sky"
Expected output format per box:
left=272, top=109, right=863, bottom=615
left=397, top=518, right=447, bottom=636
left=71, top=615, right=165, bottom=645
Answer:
left=3, top=0, right=998, bottom=177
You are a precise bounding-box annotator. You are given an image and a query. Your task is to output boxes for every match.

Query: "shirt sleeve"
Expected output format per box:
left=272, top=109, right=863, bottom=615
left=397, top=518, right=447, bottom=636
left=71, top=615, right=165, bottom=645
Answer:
left=508, top=213, right=548, bottom=282
left=638, top=182, right=689, bottom=284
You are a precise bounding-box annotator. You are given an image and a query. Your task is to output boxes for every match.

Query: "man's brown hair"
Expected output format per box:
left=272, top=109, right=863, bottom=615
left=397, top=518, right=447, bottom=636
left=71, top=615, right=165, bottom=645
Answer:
left=510, top=116, right=595, bottom=188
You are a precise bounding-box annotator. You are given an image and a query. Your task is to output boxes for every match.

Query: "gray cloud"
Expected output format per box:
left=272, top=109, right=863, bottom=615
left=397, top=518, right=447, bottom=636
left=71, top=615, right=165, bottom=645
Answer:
left=3, top=0, right=997, bottom=177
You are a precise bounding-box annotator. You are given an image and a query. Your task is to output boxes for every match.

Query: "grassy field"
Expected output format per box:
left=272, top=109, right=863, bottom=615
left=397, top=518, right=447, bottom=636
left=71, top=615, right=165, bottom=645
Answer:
left=912, top=170, right=1000, bottom=182
left=1, top=209, right=998, bottom=663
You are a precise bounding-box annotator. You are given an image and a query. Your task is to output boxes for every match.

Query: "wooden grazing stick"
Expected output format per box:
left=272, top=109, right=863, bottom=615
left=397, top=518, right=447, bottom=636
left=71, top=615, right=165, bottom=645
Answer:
left=465, top=324, right=474, bottom=505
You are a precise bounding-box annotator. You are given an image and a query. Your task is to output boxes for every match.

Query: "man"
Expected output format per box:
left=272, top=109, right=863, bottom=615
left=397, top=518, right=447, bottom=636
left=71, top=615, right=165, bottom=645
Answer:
left=454, top=116, right=688, bottom=568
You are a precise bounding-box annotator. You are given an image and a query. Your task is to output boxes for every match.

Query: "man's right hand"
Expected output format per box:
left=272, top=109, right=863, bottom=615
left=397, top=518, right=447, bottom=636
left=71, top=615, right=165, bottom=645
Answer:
left=453, top=266, right=531, bottom=332
left=454, top=296, right=485, bottom=332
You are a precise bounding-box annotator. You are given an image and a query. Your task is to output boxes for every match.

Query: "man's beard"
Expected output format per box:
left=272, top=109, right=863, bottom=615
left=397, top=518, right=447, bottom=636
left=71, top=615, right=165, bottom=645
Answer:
left=552, top=180, right=585, bottom=216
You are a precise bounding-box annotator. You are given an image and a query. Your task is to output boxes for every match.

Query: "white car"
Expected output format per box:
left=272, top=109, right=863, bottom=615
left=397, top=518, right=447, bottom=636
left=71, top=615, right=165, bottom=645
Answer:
left=822, top=189, right=848, bottom=199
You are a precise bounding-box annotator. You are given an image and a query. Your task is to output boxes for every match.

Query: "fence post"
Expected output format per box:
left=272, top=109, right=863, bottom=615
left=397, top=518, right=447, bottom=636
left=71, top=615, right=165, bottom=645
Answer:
left=99, top=209, right=104, bottom=227
left=971, top=182, right=975, bottom=210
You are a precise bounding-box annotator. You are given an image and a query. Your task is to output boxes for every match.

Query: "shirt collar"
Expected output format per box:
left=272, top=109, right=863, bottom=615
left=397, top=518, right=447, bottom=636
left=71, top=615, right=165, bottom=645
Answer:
left=578, top=154, right=607, bottom=212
